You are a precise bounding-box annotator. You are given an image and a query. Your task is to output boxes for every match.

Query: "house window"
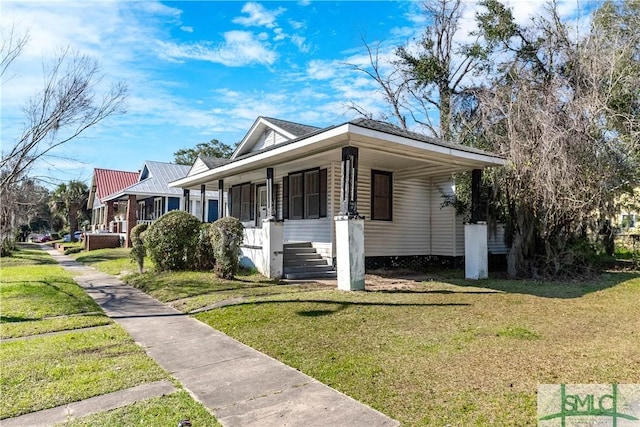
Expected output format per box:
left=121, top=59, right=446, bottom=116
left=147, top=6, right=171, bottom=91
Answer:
left=230, top=183, right=254, bottom=222
left=138, top=201, right=145, bottom=220
left=154, top=198, right=163, bottom=219
left=371, top=170, right=392, bottom=221
left=283, top=168, right=327, bottom=220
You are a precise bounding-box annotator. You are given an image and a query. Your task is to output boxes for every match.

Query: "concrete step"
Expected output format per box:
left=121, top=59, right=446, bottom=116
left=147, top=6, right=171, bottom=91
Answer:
left=283, top=265, right=334, bottom=274
left=283, top=253, right=323, bottom=262
left=283, top=242, right=313, bottom=248
left=284, top=270, right=337, bottom=280
left=284, top=258, right=328, bottom=267
left=283, top=247, right=317, bottom=254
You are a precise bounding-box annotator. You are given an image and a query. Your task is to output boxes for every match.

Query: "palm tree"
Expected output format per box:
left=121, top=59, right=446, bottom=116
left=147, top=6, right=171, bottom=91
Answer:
left=49, top=180, right=89, bottom=242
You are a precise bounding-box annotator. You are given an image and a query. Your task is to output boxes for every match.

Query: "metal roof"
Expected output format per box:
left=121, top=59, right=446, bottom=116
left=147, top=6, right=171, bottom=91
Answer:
left=94, top=168, right=139, bottom=203
left=104, top=161, right=218, bottom=200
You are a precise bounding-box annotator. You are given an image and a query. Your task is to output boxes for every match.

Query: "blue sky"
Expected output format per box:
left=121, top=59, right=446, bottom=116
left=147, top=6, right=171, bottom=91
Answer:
left=1, top=0, right=587, bottom=187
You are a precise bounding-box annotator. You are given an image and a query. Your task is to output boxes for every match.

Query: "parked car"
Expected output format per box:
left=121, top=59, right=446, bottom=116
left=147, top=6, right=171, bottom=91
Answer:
left=34, top=234, right=52, bottom=243
left=63, top=231, right=83, bottom=242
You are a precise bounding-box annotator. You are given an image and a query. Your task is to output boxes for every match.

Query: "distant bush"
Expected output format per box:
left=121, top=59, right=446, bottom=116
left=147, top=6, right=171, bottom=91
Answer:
left=64, top=247, right=83, bottom=255
left=144, top=211, right=201, bottom=271
left=129, top=223, right=148, bottom=273
left=194, top=223, right=216, bottom=271
left=211, top=217, right=244, bottom=279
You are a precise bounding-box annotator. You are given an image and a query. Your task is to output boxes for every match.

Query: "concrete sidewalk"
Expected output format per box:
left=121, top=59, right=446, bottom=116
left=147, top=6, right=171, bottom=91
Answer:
left=37, top=247, right=399, bottom=426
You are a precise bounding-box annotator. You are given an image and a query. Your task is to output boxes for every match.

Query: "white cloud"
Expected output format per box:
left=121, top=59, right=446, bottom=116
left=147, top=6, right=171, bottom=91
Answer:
left=306, top=60, right=338, bottom=80
left=232, top=2, right=285, bottom=29
left=181, top=26, right=194, bottom=33
left=157, top=31, right=277, bottom=66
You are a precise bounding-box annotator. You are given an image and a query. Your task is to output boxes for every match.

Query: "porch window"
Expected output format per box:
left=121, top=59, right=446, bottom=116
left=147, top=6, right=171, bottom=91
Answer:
left=154, top=198, right=163, bottom=219
left=138, top=201, right=145, bottom=220
left=230, top=183, right=254, bottom=222
left=371, top=170, right=392, bottom=221
left=283, top=168, right=327, bottom=220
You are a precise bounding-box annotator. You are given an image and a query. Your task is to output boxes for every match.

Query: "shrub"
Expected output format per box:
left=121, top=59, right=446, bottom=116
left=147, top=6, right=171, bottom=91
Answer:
left=144, top=211, right=201, bottom=271
left=129, top=223, right=148, bottom=273
left=211, top=217, right=244, bottom=279
left=194, top=223, right=216, bottom=271
left=64, top=247, right=83, bottom=255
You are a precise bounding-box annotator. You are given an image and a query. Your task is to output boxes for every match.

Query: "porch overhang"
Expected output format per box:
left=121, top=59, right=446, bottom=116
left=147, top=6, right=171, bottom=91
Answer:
left=169, top=121, right=505, bottom=190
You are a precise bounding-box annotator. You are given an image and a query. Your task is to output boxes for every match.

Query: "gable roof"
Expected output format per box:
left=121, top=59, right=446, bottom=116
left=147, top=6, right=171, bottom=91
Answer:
left=170, top=117, right=505, bottom=189
left=103, top=160, right=218, bottom=201
left=231, top=116, right=320, bottom=159
left=88, top=168, right=139, bottom=208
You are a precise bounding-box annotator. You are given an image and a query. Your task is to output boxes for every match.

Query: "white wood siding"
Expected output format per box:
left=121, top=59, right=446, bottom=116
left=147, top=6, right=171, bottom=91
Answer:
left=252, top=129, right=290, bottom=153
left=188, top=158, right=210, bottom=176
left=360, top=168, right=432, bottom=257
left=429, top=177, right=459, bottom=256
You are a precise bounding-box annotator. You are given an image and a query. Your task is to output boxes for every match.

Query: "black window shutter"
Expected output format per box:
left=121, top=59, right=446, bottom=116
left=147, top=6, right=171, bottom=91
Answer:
left=319, top=168, right=327, bottom=217
left=282, top=176, right=289, bottom=219
left=249, top=184, right=255, bottom=221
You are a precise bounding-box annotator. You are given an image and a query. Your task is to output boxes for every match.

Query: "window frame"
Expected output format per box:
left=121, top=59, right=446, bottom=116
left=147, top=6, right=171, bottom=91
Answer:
left=283, top=168, right=327, bottom=220
left=371, top=169, right=393, bottom=221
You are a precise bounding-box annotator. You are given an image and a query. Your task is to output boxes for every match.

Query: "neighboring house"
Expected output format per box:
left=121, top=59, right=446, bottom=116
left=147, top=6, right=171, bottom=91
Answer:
left=88, top=168, right=139, bottom=233
left=100, top=160, right=222, bottom=246
left=171, top=116, right=505, bottom=288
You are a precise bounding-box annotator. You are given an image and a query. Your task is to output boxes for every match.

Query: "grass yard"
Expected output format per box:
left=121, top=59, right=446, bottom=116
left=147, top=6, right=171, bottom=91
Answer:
left=0, top=245, right=111, bottom=339
left=63, top=246, right=640, bottom=425
left=70, top=247, right=141, bottom=275
left=192, top=272, right=640, bottom=426
left=0, top=245, right=220, bottom=426
left=55, top=391, right=220, bottom=427
left=1, top=326, right=169, bottom=418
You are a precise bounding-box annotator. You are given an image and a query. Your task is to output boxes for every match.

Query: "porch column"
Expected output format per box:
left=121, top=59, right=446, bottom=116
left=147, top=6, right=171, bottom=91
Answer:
left=266, top=167, right=274, bottom=220
left=105, top=201, right=115, bottom=229
left=335, top=146, right=365, bottom=291
left=465, top=168, right=488, bottom=279
left=200, top=184, right=206, bottom=222
left=262, top=219, right=283, bottom=279
left=125, top=194, right=137, bottom=248
left=218, top=179, right=224, bottom=219
left=183, top=189, right=190, bottom=213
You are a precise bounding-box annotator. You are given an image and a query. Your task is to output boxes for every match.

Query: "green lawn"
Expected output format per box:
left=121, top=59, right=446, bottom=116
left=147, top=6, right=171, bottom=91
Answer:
left=55, top=391, right=220, bottom=427
left=0, top=245, right=219, bottom=425
left=193, top=272, right=640, bottom=426
left=62, top=246, right=640, bottom=425
left=0, top=245, right=111, bottom=339
left=1, top=326, right=169, bottom=418
left=70, top=247, right=141, bottom=275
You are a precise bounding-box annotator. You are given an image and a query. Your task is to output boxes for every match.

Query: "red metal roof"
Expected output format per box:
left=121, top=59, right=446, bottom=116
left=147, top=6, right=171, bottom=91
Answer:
left=94, top=168, right=139, bottom=202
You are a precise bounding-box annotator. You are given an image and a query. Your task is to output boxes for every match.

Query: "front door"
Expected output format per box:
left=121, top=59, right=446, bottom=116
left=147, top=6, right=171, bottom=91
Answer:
left=257, top=185, right=268, bottom=225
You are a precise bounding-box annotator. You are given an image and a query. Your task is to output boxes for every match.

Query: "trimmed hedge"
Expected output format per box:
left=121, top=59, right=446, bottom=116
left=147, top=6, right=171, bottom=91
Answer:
left=144, top=211, right=201, bottom=271
left=129, top=223, right=148, bottom=273
left=211, top=217, right=244, bottom=279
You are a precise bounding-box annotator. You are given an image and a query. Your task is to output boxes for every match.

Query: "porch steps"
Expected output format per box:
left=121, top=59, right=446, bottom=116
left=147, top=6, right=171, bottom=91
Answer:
left=283, top=242, right=336, bottom=280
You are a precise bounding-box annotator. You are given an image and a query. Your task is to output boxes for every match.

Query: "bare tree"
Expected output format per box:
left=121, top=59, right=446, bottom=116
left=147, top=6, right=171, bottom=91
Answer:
left=475, top=0, right=640, bottom=277
left=349, top=0, right=491, bottom=140
left=0, top=27, right=127, bottom=250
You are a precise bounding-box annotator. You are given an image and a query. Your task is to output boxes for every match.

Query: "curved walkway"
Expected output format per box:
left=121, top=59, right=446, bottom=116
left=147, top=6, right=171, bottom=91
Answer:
left=23, top=247, right=399, bottom=427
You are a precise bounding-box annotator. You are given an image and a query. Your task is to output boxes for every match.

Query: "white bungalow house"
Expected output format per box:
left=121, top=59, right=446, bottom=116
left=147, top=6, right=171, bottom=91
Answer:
left=170, top=117, right=505, bottom=289
left=89, top=160, right=222, bottom=247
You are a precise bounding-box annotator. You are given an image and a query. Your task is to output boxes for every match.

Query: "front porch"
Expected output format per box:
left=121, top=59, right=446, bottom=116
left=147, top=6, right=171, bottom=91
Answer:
left=170, top=118, right=505, bottom=289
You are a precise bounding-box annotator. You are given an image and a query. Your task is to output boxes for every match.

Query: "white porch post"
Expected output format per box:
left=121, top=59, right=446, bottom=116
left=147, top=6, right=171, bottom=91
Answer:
left=262, top=219, right=283, bottom=279
left=262, top=168, right=282, bottom=279
left=465, top=223, right=488, bottom=279
left=465, top=169, right=488, bottom=279
left=335, top=146, right=365, bottom=291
